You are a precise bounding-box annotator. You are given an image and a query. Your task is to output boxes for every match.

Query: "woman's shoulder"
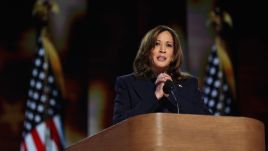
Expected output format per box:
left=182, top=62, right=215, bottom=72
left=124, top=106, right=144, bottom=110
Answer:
left=116, top=73, right=136, bottom=81
left=178, top=72, right=199, bottom=86
left=116, top=73, right=150, bottom=85
left=180, top=72, right=197, bottom=80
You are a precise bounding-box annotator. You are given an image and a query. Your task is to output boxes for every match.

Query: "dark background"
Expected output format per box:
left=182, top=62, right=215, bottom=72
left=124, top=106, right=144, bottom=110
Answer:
left=0, top=0, right=267, bottom=150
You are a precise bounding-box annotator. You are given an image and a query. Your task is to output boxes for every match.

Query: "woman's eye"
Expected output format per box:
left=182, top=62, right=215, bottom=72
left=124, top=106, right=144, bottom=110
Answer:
left=167, top=44, right=173, bottom=47
left=155, top=42, right=160, bottom=46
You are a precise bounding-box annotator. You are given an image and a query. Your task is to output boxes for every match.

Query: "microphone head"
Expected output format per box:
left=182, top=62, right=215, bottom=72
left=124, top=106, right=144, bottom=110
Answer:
left=163, top=80, right=173, bottom=94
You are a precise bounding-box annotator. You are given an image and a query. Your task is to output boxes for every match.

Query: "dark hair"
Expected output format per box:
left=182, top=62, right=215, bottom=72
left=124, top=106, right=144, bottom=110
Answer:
left=133, top=25, right=188, bottom=80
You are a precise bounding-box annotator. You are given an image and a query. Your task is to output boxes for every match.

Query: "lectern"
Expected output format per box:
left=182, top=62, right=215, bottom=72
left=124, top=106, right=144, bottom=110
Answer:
left=65, top=113, right=265, bottom=151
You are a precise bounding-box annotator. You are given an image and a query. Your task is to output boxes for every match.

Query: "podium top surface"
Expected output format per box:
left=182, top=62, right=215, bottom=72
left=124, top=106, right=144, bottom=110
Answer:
left=65, top=113, right=265, bottom=151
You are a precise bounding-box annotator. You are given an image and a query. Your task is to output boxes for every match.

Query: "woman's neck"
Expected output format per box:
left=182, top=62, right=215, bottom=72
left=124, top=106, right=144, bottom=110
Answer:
left=152, top=67, right=167, bottom=75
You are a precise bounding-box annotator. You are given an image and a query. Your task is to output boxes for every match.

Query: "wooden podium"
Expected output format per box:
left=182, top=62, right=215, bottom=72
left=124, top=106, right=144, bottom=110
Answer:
left=65, top=113, right=265, bottom=151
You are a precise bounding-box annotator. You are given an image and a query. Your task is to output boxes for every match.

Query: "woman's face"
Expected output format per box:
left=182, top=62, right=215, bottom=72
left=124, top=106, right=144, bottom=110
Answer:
left=150, top=31, right=174, bottom=74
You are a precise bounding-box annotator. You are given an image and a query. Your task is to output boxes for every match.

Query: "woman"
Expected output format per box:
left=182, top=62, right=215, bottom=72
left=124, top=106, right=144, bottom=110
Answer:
left=112, top=25, right=210, bottom=124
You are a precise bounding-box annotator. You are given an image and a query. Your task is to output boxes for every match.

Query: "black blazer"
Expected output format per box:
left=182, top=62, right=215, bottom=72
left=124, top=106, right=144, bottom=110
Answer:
left=112, top=73, right=210, bottom=124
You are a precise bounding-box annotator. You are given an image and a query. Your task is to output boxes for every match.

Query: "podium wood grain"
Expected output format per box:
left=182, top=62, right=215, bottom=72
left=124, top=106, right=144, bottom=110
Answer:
left=65, top=113, right=265, bottom=151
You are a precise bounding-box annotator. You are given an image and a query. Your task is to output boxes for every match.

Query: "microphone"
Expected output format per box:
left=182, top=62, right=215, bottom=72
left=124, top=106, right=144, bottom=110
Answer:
left=163, top=80, right=180, bottom=113
left=163, top=80, right=174, bottom=94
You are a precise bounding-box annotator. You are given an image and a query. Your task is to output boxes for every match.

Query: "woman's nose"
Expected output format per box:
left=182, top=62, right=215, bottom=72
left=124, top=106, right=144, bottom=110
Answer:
left=160, top=45, right=166, bottom=53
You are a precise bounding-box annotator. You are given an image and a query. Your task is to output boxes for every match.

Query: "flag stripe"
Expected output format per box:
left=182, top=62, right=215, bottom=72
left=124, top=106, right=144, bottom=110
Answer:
left=36, top=122, right=46, bottom=144
left=53, top=115, right=65, bottom=145
left=51, top=140, right=59, bottom=151
left=47, top=117, right=63, bottom=151
left=25, top=133, right=37, bottom=151
left=32, top=128, right=45, bottom=151
left=20, top=140, right=27, bottom=151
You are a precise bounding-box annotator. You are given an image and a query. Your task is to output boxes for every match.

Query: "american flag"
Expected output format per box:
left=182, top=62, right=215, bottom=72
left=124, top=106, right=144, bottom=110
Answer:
left=20, top=38, right=65, bottom=151
left=202, top=44, right=235, bottom=116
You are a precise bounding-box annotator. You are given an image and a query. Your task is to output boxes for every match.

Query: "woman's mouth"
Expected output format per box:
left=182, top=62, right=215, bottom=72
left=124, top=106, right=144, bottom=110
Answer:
left=157, top=56, right=167, bottom=61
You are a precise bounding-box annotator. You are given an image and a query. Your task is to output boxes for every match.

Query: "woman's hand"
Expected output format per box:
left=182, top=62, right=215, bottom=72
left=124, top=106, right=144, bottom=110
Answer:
left=154, top=73, right=172, bottom=100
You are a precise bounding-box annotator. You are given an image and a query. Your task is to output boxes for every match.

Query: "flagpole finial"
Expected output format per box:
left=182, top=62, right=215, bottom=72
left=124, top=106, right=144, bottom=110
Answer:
left=32, top=0, right=59, bottom=29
